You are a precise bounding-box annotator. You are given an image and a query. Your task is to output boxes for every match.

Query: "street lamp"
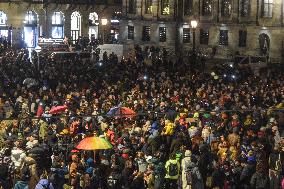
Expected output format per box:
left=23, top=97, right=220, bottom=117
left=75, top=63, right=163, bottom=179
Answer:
left=191, top=20, right=198, bottom=55
left=101, top=18, right=108, bottom=44
left=189, top=20, right=198, bottom=71
left=34, top=46, right=42, bottom=70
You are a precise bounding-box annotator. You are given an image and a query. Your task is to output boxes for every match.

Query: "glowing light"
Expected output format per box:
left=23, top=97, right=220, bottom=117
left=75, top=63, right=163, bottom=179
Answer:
left=191, top=20, right=198, bottom=28
left=101, top=18, right=108, bottom=26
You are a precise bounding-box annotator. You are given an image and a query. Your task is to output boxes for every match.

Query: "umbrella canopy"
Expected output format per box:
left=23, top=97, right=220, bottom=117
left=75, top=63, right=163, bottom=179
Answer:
left=107, top=107, right=136, bottom=118
left=23, top=78, right=38, bottom=87
left=76, top=136, right=113, bottom=150
left=49, top=105, right=68, bottom=114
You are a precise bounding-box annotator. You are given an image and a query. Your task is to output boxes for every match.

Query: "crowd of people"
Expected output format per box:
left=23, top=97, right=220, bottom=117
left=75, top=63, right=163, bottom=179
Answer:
left=0, top=45, right=284, bottom=189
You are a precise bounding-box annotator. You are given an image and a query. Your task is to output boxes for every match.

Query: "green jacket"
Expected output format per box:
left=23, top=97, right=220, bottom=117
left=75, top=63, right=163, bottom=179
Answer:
left=165, top=159, right=180, bottom=180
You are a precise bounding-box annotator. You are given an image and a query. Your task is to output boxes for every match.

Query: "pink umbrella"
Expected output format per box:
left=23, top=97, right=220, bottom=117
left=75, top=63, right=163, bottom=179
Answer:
left=49, top=105, right=68, bottom=114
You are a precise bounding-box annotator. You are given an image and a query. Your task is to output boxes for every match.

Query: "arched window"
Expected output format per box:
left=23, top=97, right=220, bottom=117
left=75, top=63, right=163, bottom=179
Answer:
left=262, top=0, right=273, bottom=18
left=52, top=12, right=64, bottom=39
left=25, top=11, right=38, bottom=25
left=128, top=0, right=136, bottom=14
left=184, top=0, right=193, bottom=16
left=145, top=0, right=153, bottom=14
left=202, top=0, right=212, bottom=16
left=0, top=11, right=7, bottom=26
left=161, top=0, right=170, bottom=15
left=71, top=11, right=81, bottom=43
left=24, top=11, right=38, bottom=48
left=221, top=0, right=232, bottom=17
left=89, top=12, right=99, bottom=25
left=241, top=0, right=250, bottom=16
left=89, top=12, right=99, bottom=39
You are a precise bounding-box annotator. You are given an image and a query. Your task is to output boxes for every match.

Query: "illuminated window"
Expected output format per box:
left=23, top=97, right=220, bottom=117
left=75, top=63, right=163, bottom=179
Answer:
left=183, top=28, right=190, bottom=43
left=0, top=11, right=7, bottom=26
left=221, top=0, right=232, bottom=17
left=184, top=0, right=193, bottom=16
left=89, top=12, right=99, bottom=39
left=219, top=29, right=228, bottom=46
left=89, top=12, right=99, bottom=25
left=71, top=11, right=81, bottom=43
left=161, top=0, right=170, bottom=15
left=128, top=25, right=134, bottom=39
left=25, top=11, right=37, bottom=25
left=142, top=26, right=150, bottom=41
left=262, top=0, right=273, bottom=18
left=145, top=0, right=153, bottom=14
left=241, top=0, right=250, bottom=16
left=200, top=28, right=209, bottom=45
left=128, top=0, right=136, bottom=14
left=202, top=0, right=212, bottom=16
left=159, top=27, right=166, bottom=42
left=52, top=12, right=64, bottom=39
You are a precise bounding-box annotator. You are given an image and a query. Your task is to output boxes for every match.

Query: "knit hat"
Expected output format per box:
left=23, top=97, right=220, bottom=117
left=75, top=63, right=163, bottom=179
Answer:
left=184, top=150, right=192, bottom=157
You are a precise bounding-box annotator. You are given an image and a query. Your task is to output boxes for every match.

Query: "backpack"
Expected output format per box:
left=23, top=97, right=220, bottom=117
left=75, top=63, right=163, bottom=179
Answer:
left=185, top=170, right=192, bottom=185
left=168, top=162, right=178, bottom=176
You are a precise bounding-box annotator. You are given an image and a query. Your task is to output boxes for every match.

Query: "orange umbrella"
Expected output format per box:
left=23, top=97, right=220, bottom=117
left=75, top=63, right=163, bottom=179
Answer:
left=76, top=136, right=113, bottom=150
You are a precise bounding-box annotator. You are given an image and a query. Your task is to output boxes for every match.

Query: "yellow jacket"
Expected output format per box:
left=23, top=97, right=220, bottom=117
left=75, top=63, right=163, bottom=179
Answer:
left=164, top=121, right=175, bottom=135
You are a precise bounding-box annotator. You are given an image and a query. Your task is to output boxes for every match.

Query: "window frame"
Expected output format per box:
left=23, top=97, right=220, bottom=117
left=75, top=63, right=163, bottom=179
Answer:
left=219, top=29, right=228, bottom=46
left=221, top=0, right=232, bottom=17
left=161, top=0, right=170, bottom=15
left=262, top=0, right=273, bottom=18
left=142, top=26, right=151, bottom=41
left=159, top=27, right=167, bottom=42
left=200, top=28, right=209, bottom=45
left=184, top=0, right=193, bottom=16
left=0, top=11, right=7, bottom=26
left=128, top=25, right=134, bottom=40
left=128, top=0, right=136, bottom=14
left=183, top=28, right=190, bottom=43
left=145, top=0, right=153, bottom=14
left=240, top=0, right=250, bottom=17
left=202, top=0, right=212, bottom=16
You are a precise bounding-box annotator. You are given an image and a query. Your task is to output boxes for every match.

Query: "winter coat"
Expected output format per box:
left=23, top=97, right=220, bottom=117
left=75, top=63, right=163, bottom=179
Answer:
left=163, top=121, right=174, bottom=136
left=250, top=172, right=269, bottom=189
left=35, top=179, right=54, bottom=189
left=181, top=156, right=191, bottom=189
left=28, top=145, right=45, bottom=168
left=131, top=175, right=146, bottom=189
left=25, top=157, right=39, bottom=189
left=11, top=148, right=26, bottom=169
left=39, top=120, right=48, bottom=139
left=14, top=181, right=29, bottom=189
left=187, top=162, right=204, bottom=189
left=165, top=159, right=180, bottom=180
left=240, top=163, right=256, bottom=186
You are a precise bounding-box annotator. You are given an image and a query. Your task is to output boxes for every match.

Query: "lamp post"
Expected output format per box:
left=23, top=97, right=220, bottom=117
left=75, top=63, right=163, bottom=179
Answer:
left=101, top=18, right=108, bottom=44
left=190, top=20, right=198, bottom=71
left=191, top=20, right=198, bottom=55
left=34, top=46, right=42, bottom=70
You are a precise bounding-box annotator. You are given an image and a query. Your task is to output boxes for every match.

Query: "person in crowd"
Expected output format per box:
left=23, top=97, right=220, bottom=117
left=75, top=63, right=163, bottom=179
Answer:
left=0, top=44, right=284, bottom=189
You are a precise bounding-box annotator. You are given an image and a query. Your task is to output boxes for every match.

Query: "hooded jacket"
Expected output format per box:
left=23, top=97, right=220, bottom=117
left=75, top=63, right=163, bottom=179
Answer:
left=11, top=148, right=26, bottom=169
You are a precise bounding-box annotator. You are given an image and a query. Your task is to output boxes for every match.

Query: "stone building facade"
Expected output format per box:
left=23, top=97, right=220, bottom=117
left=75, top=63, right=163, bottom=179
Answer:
left=0, top=0, right=121, bottom=48
left=120, top=0, right=284, bottom=63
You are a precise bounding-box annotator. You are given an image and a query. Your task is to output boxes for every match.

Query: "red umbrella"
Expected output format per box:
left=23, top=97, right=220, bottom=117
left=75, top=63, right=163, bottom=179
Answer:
left=49, top=105, right=68, bottom=114
left=119, top=107, right=136, bottom=118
